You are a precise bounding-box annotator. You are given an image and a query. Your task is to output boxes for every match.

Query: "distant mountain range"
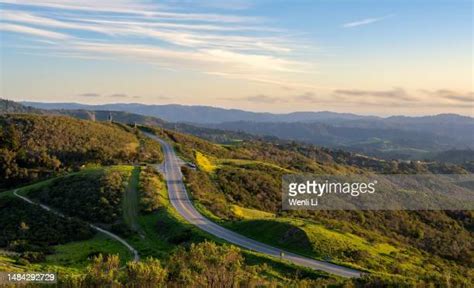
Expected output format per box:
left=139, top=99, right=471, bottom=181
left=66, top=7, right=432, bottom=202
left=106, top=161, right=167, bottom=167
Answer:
left=16, top=101, right=474, bottom=160
left=23, top=102, right=373, bottom=123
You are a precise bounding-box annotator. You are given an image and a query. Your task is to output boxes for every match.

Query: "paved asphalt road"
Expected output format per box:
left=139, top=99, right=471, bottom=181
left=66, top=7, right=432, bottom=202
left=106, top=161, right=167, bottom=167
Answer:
left=13, top=190, right=140, bottom=262
left=146, top=133, right=362, bottom=278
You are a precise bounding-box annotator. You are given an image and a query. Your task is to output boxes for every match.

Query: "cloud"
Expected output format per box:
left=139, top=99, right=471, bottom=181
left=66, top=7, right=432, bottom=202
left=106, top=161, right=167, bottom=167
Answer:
left=342, top=14, right=394, bottom=28
left=0, top=23, right=70, bottom=39
left=334, top=87, right=417, bottom=101
left=0, top=0, right=258, bottom=22
left=78, top=92, right=100, bottom=97
left=421, top=89, right=474, bottom=103
left=446, top=94, right=474, bottom=103
left=293, top=92, right=317, bottom=102
left=1, top=10, right=282, bottom=51
left=154, top=96, right=171, bottom=100
left=168, top=0, right=254, bottom=11
left=226, top=94, right=286, bottom=104
left=109, top=93, right=128, bottom=98
left=0, top=1, right=313, bottom=91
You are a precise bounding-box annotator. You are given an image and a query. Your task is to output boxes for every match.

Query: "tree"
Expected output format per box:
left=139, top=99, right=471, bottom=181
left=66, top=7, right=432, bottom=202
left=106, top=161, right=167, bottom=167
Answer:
left=125, top=258, right=167, bottom=288
left=84, top=254, right=121, bottom=288
left=167, top=241, right=245, bottom=288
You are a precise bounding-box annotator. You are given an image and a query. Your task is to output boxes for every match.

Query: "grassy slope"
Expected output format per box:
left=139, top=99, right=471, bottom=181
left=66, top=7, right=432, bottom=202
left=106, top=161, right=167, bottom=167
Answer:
left=44, top=234, right=132, bottom=271
left=122, top=166, right=141, bottom=232
left=170, top=130, right=473, bottom=284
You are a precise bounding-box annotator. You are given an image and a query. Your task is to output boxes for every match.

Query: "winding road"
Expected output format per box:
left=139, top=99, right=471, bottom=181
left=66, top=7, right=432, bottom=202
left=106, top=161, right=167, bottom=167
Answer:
left=146, top=133, right=362, bottom=278
left=13, top=190, right=139, bottom=262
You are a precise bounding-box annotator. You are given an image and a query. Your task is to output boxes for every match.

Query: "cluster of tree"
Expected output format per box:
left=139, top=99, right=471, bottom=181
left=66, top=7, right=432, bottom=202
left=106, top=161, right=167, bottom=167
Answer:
left=181, top=166, right=232, bottom=219
left=58, top=241, right=338, bottom=288
left=30, top=169, right=129, bottom=224
left=138, top=166, right=165, bottom=213
left=0, top=114, right=133, bottom=188
left=0, top=114, right=164, bottom=189
left=136, top=136, right=164, bottom=164
left=214, top=165, right=283, bottom=212
left=0, top=196, right=94, bottom=264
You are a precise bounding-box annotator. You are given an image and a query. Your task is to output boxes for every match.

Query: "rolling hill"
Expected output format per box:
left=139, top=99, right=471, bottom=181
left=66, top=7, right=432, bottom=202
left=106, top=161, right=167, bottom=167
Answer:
left=0, top=110, right=472, bottom=286
left=22, top=100, right=474, bottom=160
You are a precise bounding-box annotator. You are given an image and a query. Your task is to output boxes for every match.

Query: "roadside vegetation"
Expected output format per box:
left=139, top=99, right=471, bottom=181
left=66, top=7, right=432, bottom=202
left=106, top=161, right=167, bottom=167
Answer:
left=144, top=127, right=473, bottom=286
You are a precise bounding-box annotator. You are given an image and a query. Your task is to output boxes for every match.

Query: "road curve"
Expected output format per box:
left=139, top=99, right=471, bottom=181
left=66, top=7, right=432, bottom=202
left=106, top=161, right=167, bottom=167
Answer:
left=146, top=133, right=362, bottom=278
left=13, top=190, right=139, bottom=262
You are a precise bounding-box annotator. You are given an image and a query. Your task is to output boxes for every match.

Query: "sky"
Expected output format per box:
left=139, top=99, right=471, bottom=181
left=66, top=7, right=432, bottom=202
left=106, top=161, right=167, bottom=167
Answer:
left=0, top=0, right=472, bottom=116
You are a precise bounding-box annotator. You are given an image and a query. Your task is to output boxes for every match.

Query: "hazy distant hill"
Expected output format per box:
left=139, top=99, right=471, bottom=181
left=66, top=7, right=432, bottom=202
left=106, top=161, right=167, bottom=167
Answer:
left=21, top=101, right=474, bottom=160
left=2, top=99, right=258, bottom=145
left=23, top=101, right=373, bottom=123
left=1, top=99, right=43, bottom=114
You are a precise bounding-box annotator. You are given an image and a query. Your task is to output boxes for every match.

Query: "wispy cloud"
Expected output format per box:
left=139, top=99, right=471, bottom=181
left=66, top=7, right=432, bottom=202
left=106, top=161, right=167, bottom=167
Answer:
left=167, top=0, right=254, bottom=11
left=0, top=23, right=70, bottom=39
left=225, top=94, right=286, bottom=104
left=342, top=14, right=394, bottom=28
left=0, top=0, right=258, bottom=22
left=246, top=94, right=286, bottom=103
left=334, top=87, right=417, bottom=101
left=78, top=92, right=100, bottom=97
left=0, top=1, right=305, bottom=88
left=421, top=89, right=474, bottom=103
left=109, top=93, right=128, bottom=98
left=0, top=1, right=329, bottom=95
left=293, top=92, right=318, bottom=102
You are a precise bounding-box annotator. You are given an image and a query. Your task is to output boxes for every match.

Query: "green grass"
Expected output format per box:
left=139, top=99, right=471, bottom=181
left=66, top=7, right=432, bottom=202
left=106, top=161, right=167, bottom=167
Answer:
left=231, top=205, right=275, bottom=219
left=123, top=166, right=141, bottom=232
left=193, top=149, right=292, bottom=174
left=0, top=234, right=134, bottom=275
left=222, top=216, right=431, bottom=275
left=218, top=158, right=292, bottom=172
left=45, top=234, right=133, bottom=269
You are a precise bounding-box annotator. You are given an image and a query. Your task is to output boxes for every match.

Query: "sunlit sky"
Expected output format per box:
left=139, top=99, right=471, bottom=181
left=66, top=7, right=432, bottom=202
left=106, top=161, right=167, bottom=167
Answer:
left=0, top=0, right=472, bottom=116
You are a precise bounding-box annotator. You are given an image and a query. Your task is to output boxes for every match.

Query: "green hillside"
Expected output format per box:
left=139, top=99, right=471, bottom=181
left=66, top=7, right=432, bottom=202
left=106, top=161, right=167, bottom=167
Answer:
left=0, top=114, right=162, bottom=189
left=0, top=163, right=340, bottom=287
left=146, top=127, right=473, bottom=286
left=0, top=113, right=472, bottom=286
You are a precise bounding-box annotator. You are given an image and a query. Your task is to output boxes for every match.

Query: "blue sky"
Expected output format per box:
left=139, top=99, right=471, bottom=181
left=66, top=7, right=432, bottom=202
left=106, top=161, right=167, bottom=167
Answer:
left=0, top=0, right=472, bottom=115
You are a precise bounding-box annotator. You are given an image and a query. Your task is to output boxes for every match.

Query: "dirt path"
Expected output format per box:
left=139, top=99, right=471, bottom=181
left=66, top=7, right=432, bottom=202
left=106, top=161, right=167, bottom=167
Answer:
left=13, top=189, right=140, bottom=262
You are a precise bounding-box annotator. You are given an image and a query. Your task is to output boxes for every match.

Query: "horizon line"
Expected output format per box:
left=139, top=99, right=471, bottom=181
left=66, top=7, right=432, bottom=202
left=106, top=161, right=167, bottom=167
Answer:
left=12, top=99, right=474, bottom=119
